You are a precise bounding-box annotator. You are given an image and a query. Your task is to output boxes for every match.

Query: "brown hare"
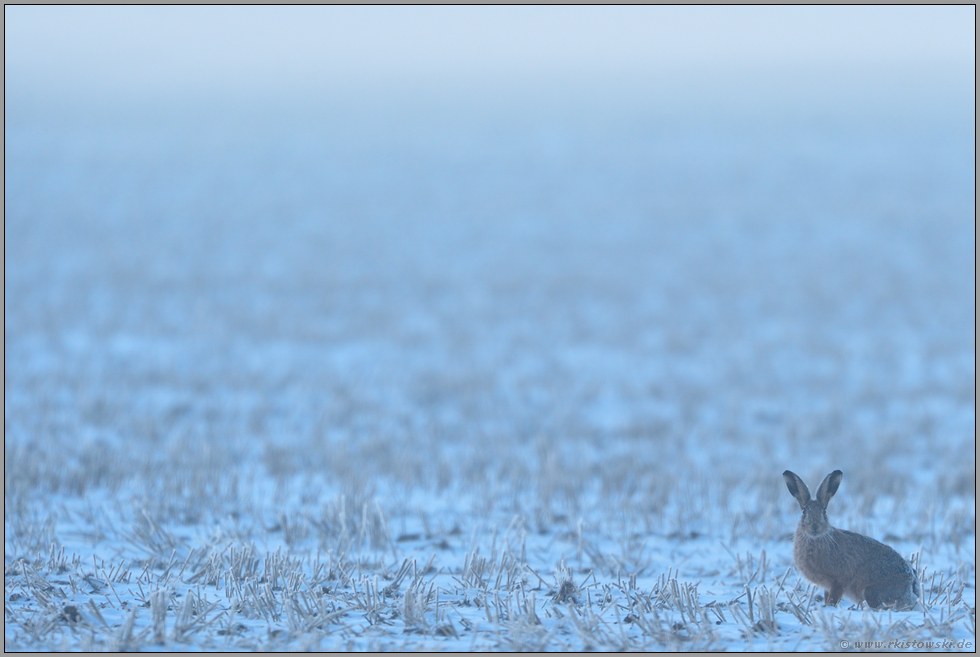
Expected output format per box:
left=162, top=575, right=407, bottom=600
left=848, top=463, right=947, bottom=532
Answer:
left=783, top=469, right=919, bottom=610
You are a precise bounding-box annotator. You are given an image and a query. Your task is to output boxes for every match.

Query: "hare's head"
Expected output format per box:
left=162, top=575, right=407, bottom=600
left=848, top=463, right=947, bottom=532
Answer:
left=783, top=470, right=842, bottom=537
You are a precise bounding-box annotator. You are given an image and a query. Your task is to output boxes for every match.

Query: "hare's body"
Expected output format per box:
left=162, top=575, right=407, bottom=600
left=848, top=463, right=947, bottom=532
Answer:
left=783, top=470, right=919, bottom=610
left=792, top=522, right=919, bottom=609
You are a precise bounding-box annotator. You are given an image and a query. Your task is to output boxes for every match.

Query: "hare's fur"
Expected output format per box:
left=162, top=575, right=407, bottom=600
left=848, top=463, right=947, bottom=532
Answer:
left=783, top=470, right=919, bottom=610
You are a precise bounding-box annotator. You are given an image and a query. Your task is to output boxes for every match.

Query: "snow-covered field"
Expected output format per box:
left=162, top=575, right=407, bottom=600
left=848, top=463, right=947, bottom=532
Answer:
left=4, top=106, right=975, bottom=651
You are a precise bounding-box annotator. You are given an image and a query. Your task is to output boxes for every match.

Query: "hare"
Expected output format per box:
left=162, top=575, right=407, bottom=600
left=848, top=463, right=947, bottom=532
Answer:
left=782, top=469, right=919, bottom=610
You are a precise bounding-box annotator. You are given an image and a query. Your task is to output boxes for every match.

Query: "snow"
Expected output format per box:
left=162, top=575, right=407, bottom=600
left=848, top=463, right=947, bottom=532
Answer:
left=4, top=100, right=975, bottom=651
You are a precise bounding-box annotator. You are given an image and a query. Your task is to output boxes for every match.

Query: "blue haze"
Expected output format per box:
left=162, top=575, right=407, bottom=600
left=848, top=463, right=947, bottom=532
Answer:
left=4, top=7, right=975, bottom=479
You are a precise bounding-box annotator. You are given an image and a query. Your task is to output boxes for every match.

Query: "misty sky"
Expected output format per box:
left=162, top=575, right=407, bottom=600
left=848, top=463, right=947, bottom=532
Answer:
left=5, top=6, right=974, bottom=108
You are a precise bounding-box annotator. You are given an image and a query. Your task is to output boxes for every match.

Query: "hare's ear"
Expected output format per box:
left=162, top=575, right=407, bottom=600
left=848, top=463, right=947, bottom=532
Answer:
left=816, top=470, right=843, bottom=507
left=783, top=470, right=811, bottom=509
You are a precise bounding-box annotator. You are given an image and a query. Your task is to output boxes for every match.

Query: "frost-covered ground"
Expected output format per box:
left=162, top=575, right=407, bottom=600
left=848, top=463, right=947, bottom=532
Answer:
left=4, top=103, right=976, bottom=651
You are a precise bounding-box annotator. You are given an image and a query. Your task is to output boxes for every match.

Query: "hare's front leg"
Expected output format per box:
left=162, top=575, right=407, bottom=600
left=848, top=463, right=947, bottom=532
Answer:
left=824, top=583, right=844, bottom=607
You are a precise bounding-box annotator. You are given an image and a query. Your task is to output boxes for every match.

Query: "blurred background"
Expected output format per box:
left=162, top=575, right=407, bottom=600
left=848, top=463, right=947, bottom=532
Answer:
left=4, top=6, right=975, bottom=123
left=4, top=7, right=976, bottom=498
